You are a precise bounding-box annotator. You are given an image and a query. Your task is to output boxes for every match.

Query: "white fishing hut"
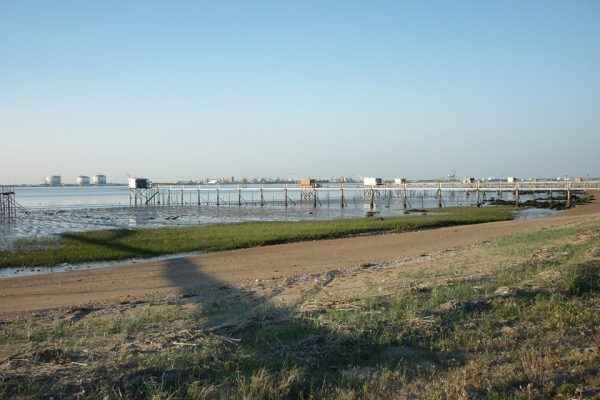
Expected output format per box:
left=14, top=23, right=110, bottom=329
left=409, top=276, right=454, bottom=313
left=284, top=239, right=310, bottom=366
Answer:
left=363, top=177, right=382, bottom=186
left=128, top=178, right=151, bottom=189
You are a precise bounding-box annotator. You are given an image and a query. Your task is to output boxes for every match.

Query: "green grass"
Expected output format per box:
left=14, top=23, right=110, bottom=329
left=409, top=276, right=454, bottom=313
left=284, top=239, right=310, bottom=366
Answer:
left=0, top=206, right=513, bottom=268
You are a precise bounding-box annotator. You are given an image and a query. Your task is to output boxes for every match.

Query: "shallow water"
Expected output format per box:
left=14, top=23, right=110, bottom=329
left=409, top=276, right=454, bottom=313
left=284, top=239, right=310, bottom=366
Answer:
left=513, top=207, right=561, bottom=220
left=0, top=251, right=202, bottom=279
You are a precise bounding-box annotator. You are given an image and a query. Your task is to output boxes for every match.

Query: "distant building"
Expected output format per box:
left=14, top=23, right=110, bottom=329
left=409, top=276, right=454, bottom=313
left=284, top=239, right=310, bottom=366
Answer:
left=45, top=175, right=61, bottom=186
left=507, top=177, right=518, bottom=183
left=77, top=176, right=90, bottom=185
left=394, top=178, right=406, bottom=185
left=363, top=177, right=383, bottom=186
left=92, top=175, right=107, bottom=185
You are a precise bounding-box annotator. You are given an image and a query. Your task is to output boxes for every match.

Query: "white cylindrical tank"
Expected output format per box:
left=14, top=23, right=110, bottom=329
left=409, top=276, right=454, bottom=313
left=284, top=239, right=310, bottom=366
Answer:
left=92, top=175, right=107, bottom=185
left=45, top=175, right=61, bottom=186
left=77, top=176, right=90, bottom=185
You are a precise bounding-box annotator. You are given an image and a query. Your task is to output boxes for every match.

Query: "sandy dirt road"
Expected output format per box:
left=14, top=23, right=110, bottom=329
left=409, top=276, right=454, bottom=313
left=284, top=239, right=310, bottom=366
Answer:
left=1, top=197, right=599, bottom=313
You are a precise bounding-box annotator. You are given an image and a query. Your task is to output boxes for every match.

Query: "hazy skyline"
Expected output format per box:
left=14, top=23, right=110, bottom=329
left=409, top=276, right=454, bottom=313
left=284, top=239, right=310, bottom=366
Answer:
left=1, top=1, right=599, bottom=184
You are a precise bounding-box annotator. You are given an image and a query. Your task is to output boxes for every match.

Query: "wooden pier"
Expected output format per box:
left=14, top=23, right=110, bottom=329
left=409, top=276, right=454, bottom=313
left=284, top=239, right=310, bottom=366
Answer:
left=129, top=180, right=600, bottom=210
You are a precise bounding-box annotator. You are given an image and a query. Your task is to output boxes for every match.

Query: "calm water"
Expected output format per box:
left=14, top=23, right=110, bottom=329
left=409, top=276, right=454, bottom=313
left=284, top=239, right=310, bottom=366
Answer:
left=14, top=185, right=130, bottom=208
left=0, top=185, right=559, bottom=250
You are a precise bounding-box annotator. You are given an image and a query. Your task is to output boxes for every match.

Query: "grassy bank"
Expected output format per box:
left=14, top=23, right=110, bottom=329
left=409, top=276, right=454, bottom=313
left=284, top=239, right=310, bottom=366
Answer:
left=1, top=206, right=512, bottom=268
left=1, top=218, right=599, bottom=399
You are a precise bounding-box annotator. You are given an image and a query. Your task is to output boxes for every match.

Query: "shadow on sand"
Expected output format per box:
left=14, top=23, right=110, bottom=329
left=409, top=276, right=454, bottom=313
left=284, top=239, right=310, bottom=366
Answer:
left=3, top=232, right=470, bottom=399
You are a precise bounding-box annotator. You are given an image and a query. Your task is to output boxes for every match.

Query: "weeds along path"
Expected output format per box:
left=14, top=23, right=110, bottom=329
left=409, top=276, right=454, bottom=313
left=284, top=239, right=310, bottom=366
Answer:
left=1, top=196, right=599, bottom=313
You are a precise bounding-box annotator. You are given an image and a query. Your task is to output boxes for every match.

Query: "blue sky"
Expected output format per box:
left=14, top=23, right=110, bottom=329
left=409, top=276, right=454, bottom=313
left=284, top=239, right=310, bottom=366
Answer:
left=1, top=1, right=599, bottom=184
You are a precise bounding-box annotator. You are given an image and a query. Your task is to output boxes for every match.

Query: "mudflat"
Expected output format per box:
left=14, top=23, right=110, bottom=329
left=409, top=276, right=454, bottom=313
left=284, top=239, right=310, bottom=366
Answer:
left=1, top=196, right=599, bottom=313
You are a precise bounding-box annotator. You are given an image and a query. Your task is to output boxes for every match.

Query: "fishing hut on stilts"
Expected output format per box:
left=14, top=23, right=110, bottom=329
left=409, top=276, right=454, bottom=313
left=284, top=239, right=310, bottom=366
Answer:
left=1, top=186, right=20, bottom=220
left=128, top=178, right=160, bottom=206
left=299, top=179, right=319, bottom=207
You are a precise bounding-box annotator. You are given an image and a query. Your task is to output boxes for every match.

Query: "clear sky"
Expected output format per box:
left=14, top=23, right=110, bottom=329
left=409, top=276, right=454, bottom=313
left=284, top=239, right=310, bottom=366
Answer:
left=1, top=1, right=599, bottom=184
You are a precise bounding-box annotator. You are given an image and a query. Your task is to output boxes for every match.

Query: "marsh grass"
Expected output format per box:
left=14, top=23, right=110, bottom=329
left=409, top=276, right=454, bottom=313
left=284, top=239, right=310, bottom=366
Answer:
left=0, top=206, right=512, bottom=268
left=2, top=221, right=600, bottom=399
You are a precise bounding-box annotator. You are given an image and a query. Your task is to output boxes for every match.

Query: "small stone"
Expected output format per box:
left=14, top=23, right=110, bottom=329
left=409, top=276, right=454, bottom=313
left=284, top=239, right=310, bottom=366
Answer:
left=494, top=286, right=510, bottom=296
left=356, top=367, right=380, bottom=381
left=500, top=326, right=516, bottom=335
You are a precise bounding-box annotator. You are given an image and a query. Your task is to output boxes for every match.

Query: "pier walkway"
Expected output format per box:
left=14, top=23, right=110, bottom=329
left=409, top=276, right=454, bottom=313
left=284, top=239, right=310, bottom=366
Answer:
left=129, top=180, right=600, bottom=209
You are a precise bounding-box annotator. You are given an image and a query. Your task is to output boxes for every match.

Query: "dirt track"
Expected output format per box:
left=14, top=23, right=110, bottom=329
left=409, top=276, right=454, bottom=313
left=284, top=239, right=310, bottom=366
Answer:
left=1, top=197, right=599, bottom=313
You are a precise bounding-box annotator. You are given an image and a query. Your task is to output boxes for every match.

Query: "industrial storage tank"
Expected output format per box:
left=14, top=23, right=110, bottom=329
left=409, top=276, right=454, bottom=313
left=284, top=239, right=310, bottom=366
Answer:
left=77, top=176, right=90, bottom=185
left=45, top=175, right=61, bottom=186
left=92, top=175, right=107, bottom=185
